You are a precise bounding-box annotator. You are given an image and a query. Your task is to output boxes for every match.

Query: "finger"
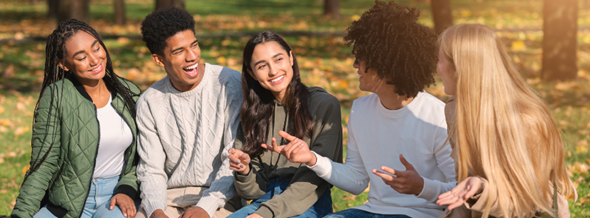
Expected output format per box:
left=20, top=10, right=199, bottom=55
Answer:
left=282, top=138, right=301, bottom=157
left=110, top=197, right=117, bottom=210
left=129, top=204, right=136, bottom=218
left=379, top=166, right=398, bottom=176
left=289, top=143, right=305, bottom=158
left=447, top=198, right=465, bottom=210
left=372, top=169, right=395, bottom=181
left=278, top=130, right=296, bottom=142
left=229, top=148, right=235, bottom=154
left=399, top=154, right=415, bottom=171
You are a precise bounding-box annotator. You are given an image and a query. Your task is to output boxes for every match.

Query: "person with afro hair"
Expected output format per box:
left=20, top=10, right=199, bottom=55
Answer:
left=135, top=7, right=243, bottom=218
left=265, top=1, right=456, bottom=218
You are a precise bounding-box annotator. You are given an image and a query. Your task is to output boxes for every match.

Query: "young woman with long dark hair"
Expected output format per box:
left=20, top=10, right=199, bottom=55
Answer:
left=226, top=31, right=343, bottom=218
left=11, top=19, right=141, bottom=218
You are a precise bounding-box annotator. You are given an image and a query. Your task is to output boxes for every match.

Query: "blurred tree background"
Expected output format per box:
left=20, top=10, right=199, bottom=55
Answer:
left=0, top=0, right=589, bottom=216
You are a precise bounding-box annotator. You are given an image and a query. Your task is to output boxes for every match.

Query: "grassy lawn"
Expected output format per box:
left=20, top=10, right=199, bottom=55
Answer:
left=1, top=0, right=589, bottom=216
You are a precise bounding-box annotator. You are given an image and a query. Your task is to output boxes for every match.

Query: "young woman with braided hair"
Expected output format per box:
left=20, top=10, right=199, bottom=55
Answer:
left=11, top=19, right=141, bottom=218
left=435, top=24, right=576, bottom=218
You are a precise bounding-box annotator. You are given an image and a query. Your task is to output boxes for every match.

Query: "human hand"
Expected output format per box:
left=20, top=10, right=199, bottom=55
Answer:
left=261, top=130, right=316, bottom=166
left=229, top=148, right=251, bottom=175
left=245, top=213, right=263, bottom=218
left=109, top=193, right=136, bottom=218
left=436, top=176, right=483, bottom=210
left=149, top=209, right=169, bottom=218
left=179, top=206, right=209, bottom=218
left=372, top=154, right=424, bottom=195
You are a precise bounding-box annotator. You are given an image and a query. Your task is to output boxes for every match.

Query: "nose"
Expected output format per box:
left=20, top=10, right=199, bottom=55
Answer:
left=88, top=53, right=99, bottom=67
left=186, top=48, right=197, bottom=62
left=268, top=62, right=278, bottom=77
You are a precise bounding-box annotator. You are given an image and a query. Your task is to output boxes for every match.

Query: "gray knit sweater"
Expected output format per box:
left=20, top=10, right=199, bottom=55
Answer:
left=136, top=63, right=243, bottom=218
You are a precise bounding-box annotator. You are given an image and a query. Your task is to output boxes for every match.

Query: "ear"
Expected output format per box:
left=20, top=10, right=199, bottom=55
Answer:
left=289, top=50, right=294, bottom=67
left=58, top=60, right=69, bottom=71
left=247, top=69, right=258, bottom=81
left=152, top=54, right=165, bottom=67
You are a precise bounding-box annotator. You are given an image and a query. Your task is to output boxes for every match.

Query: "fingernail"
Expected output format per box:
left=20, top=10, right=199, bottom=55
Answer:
left=242, top=154, right=247, bottom=158
left=110, top=206, right=114, bottom=210
left=240, top=164, right=244, bottom=168
left=236, top=160, right=241, bottom=164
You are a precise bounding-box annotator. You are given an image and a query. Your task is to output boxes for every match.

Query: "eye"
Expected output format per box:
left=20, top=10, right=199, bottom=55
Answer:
left=257, top=64, right=267, bottom=70
left=78, top=56, right=86, bottom=61
left=94, top=46, right=100, bottom=52
left=276, top=58, right=283, bottom=62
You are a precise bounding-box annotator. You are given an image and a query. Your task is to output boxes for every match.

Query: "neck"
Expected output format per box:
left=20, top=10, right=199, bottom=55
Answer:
left=374, top=84, right=414, bottom=110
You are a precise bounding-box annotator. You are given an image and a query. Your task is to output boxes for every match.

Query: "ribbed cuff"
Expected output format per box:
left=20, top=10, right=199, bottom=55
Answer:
left=116, top=185, right=139, bottom=200
left=254, top=205, right=274, bottom=218
left=306, top=151, right=332, bottom=179
left=416, top=177, right=437, bottom=202
left=234, top=164, right=255, bottom=183
left=195, top=195, right=224, bottom=218
left=142, top=200, right=167, bottom=218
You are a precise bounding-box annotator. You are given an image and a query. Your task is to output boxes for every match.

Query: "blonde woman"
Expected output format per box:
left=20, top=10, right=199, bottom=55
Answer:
left=435, top=24, right=576, bottom=218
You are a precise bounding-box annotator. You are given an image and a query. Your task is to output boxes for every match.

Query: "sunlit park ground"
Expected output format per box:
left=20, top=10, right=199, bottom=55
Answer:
left=0, top=0, right=590, bottom=216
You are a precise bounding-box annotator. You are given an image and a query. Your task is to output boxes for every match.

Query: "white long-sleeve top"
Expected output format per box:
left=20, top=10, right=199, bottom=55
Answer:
left=309, top=91, right=456, bottom=218
left=136, top=64, right=243, bottom=218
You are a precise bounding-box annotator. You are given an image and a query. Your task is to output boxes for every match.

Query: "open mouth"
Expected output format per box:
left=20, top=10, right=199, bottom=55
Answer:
left=183, top=62, right=199, bottom=78
left=269, top=75, right=285, bottom=85
left=89, top=63, right=103, bottom=74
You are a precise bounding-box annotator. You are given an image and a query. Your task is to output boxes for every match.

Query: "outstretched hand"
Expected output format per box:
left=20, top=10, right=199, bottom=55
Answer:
left=261, top=130, right=317, bottom=166
left=436, top=176, right=483, bottom=210
left=228, top=148, right=251, bottom=175
left=372, top=154, right=424, bottom=195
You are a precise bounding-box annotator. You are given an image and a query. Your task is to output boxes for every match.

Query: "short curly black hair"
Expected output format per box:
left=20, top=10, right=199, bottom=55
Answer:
left=141, top=7, right=195, bottom=55
left=345, top=0, right=437, bottom=97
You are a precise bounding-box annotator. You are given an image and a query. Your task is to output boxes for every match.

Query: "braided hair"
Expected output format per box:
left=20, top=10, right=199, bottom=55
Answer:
left=345, top=0, right=438, bottom=97
left=24, top=19, right=137, bottom=183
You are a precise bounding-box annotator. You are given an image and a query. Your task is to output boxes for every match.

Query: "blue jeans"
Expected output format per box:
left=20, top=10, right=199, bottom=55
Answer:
left=34, top=176, right=132, bottom=218
left=323, top=209, right=411, bottom=218
left=228, top=176, right=332, bottom=218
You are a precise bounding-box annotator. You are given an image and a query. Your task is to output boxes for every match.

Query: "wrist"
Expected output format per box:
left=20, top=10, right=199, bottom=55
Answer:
left=415, top=176, right=425, bottom=195
left=306, top=152, right=318, bottom=167
left=238, top=164, right=251, bottom=175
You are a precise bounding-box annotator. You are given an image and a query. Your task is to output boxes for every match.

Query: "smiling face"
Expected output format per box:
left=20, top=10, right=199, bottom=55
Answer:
left=248, top=41, right=294, bottom=102
left=61, top=31, right=107, bottom=85
left=353, top=58, right=383, bottom=93
left=436, top=48, right=457, bottom=95
left=153, top=29, right=204, bottom=92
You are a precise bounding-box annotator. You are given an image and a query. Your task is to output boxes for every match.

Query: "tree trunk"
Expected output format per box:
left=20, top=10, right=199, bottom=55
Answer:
left=155, top=0, right=185, bottom=10
left=48, top=0, right=59, bottom=19
left=57, top=0, right=90, bottom=24
left=431, top=0, right=453, bottom=35
left=541, top=0, right=578, bottom=81
left=323, top=0, right=340, bottom=19
left=114, top=0, right=126, bottom=25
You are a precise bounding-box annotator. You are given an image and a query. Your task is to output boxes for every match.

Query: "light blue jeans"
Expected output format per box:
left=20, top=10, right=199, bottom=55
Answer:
left=323, top=209, right=411, bottom=218
left=34, top=176, right=130, bottom=218
left=228, top=176, right=333, bottom=218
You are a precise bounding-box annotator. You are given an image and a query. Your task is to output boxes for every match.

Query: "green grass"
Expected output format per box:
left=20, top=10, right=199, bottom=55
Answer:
left=1, top=0, right=590, bottom=215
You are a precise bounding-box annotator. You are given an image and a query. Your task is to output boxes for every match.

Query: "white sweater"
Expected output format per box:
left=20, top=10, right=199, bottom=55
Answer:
left=309, top=91, right=455, bottom=218
left=136, top=64, right=243, bottom=218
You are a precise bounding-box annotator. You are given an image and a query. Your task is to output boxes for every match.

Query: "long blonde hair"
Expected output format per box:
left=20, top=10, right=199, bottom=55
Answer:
left=439, top=24, right=575, bottom=217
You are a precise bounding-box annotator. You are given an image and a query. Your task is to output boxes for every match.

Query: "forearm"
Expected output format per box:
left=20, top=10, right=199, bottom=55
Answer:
left=234, top=165, right=267, bottom=200
left=309, top=153, right=369, bottom=195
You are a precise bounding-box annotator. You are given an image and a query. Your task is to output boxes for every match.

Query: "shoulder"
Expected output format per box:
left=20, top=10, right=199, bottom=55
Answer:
left=412, top=91, right=447, bottom=126
left=117, top=77, right=141, bottom=96
left=137, top=77, right=168, bottom=106
left=351, top=93, right=378, bottom=112
left=308, top=86, right=339, bottom=106
left=210, top=64, right=242, bottom=84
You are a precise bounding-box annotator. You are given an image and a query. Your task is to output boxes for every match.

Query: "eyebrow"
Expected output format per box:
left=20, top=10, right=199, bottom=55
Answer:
left=72, top=40, right=98, bottom=58
left=254, top=53, right=284, bottom=67
left=171, top=39, right=199, bottom=54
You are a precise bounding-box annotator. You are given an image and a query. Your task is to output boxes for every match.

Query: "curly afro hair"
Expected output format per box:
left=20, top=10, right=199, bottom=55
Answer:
left=345, top=0, right=438, bottom=97
left=141, top=7, right=195, bottom=55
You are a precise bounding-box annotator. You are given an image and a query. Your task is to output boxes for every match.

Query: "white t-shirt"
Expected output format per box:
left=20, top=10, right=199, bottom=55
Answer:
left=93, top=95, right=133, bottom=179
left=309, top=91, right=456, bottom=218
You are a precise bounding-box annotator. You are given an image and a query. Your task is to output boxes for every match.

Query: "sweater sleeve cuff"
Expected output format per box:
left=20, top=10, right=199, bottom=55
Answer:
left=234, top=164, right=255, bottom=183
left=116, top=185, right=139, bottom=200
left=306, top=151, right=332, bottom=179
left=142, top=200, right=167, bottom=218
left=416, top=177, right=438, bottom=202
left=254, top=205, right=274, bottom=218
left=196, top=196, right=224, bottom=218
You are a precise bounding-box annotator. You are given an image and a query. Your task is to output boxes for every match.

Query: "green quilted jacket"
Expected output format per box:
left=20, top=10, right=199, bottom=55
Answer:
left=11, top=75, right=141, bottom=218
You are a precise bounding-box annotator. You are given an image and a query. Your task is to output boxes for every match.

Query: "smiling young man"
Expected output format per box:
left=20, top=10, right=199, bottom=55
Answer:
left=264, top=1, right=456, bottom=218
left=135, top=7, right=242, bottom=218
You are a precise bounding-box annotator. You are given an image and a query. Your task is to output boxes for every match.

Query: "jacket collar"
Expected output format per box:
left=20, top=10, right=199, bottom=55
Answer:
left=65, top=73, right=116, bottom=102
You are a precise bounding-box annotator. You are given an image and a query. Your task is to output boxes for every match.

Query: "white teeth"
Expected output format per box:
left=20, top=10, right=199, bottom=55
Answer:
left=184, top=63, right=198, bottom=70
left=90, top=64, right=101, bottom=72
left=271, top=75, right=284, bottom=83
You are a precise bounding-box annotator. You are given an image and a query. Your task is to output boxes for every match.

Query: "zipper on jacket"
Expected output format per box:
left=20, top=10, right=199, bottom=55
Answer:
left=79, top=105, right=100, bottom=218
